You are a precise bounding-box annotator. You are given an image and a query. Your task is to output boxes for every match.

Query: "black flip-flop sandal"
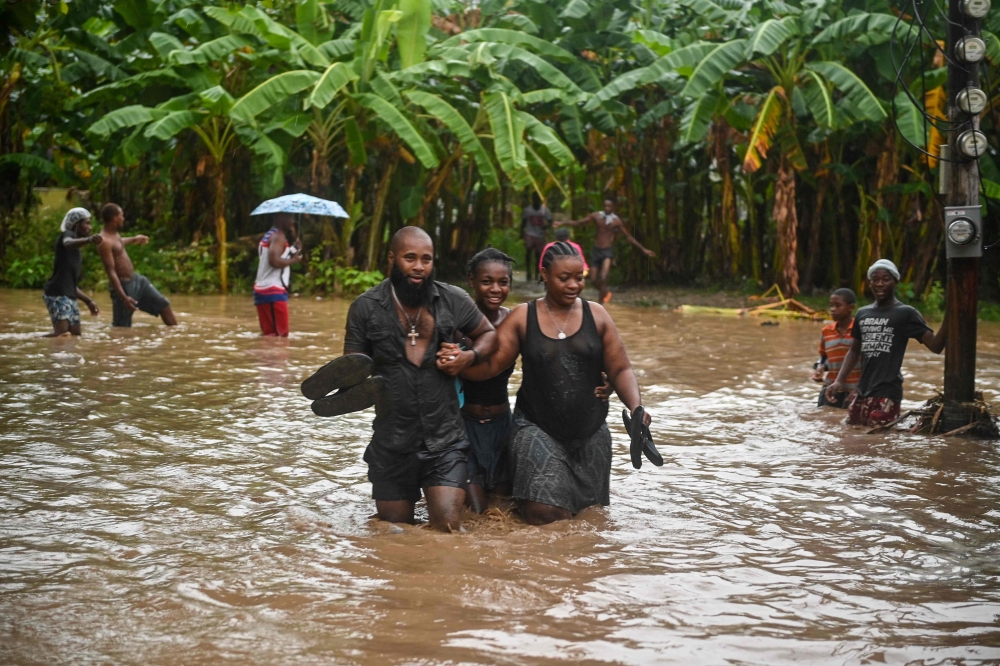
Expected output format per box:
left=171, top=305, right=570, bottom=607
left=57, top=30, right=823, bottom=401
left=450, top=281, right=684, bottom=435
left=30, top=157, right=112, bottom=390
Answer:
left=302, top=354, right=374, bottom=400
left=641, top=421, right=664, bottom=467
left=622, top=407, right=645, bottom=469
left=311, top=376, right=386, bottom=417
left=622, top=407, right=664, bottom=468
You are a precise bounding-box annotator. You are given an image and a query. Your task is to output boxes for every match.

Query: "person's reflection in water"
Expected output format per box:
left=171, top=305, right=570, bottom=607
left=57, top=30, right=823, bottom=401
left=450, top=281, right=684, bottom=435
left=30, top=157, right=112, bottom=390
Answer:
left=444, top=241, right=651, bottom=525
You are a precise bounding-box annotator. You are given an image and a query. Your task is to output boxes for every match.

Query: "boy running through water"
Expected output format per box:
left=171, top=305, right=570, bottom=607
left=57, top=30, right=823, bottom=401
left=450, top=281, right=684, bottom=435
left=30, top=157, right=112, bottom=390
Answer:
left=555, top=198, right=654, bottom=304
left=96, top=203, right=177, bottom=328
left=812, top=288, right=861, bottom=408
left=826, top=260, right=946, bottom=427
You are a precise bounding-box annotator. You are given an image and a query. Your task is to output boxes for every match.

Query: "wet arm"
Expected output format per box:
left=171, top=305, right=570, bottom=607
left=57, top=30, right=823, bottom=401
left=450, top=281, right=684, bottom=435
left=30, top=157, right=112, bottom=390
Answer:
left=596, top=306, right=643, bottom=412
left=267, top=233, right=300, bottom=269
left=62, top=235, right=95, bottom=249
left=559, top=213, right=593, bottom=228
left=617, top=222, right=654, bottom=255
left=122, top=235, right=148, bottom=246
left=459, top=307, right=523, bottom=381
left=920, top=318, right=947, bottom=354
left=833, top=339, right=861, bottom=385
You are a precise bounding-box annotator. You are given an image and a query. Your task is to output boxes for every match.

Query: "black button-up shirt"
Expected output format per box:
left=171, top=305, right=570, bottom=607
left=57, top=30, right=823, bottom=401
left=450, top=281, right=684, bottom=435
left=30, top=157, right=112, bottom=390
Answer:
left=344, top=279, right=484, bottom=453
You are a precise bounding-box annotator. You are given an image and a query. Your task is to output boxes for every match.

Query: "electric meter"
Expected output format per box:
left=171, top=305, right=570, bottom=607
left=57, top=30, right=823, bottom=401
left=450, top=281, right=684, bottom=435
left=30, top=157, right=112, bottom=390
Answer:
left=956, top=129, right=989, bottom=159
left=955, top=36, right=987, bottom=62
left=961, top=0, right=991, bottom=18
left=957, top=87, right=988, bottom=114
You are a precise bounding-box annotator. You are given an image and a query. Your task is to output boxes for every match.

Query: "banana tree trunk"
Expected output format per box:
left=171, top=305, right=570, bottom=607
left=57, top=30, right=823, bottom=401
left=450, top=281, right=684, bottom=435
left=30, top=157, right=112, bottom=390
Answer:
left=214, top=165, right=228, bottom=294
left=415, top=149, right=463, bottom=227
left=365, top=153, right=399, bottom=271
left=338, top=166, right=363, bottom=265
left=773, top=155, right=800, bottom=295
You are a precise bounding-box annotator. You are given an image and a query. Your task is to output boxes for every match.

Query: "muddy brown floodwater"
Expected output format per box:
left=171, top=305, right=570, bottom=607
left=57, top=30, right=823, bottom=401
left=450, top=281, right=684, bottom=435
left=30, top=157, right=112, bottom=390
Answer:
left=1, top=287, right=999, bottom=665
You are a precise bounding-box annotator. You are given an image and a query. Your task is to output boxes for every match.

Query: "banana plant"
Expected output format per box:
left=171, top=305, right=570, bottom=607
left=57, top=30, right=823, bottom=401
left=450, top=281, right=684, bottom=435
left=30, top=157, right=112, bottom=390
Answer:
left=86, top=19, right=287, bottom=294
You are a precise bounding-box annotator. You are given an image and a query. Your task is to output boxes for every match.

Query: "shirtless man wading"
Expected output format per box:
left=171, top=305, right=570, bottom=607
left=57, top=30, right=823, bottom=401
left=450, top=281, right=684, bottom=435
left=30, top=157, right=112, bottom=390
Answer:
left=556, top=198, right=654, bottom=304
left=97, top=203, right=177, bottom=327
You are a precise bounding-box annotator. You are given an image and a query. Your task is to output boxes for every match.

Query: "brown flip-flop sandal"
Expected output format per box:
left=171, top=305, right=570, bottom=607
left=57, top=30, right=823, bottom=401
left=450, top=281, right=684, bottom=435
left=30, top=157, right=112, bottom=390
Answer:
left=311, top=376, right=386, bottom=417
left=302, top=354, right=374, bottom=400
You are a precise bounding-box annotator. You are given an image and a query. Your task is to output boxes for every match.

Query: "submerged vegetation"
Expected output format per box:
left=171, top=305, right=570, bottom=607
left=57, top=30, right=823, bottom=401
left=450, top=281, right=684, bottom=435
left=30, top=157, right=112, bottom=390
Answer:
left=1, top=0, right=999, bottom=300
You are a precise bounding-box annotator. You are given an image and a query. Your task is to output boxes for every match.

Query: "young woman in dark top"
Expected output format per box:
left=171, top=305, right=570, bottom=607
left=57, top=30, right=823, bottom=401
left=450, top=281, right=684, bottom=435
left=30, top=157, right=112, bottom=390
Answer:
left=42, top=208, right=103, bottom=337
left=457, top=248, right=518, bottom=513
left=441, top=242, right=651, bottom=525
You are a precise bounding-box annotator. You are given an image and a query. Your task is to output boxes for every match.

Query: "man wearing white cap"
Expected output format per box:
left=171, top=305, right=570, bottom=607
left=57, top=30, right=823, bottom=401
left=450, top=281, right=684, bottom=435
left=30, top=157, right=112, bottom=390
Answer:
left=41, top=208, right=103, bottom=337
left=826, top=259, right=946, bottom=426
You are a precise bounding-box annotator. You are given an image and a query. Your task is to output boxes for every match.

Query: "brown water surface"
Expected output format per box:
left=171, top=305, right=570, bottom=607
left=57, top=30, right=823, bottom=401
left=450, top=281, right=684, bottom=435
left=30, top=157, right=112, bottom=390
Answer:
left=1, top=288, right=999, bottom=665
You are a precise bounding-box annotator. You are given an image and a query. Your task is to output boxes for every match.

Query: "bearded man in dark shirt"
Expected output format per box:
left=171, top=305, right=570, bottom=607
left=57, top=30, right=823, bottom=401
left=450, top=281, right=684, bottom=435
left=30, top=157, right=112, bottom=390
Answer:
left=343, top=227, right=498, bottom=531
left=827, top=259, right=946, bottom=426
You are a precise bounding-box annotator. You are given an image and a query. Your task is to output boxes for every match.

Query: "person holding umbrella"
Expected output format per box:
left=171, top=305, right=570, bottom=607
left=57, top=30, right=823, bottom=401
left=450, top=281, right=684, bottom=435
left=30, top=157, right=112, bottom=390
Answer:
left=254, top=212, right=302, bottom=337
left=250, top=194, right=348, bottom=337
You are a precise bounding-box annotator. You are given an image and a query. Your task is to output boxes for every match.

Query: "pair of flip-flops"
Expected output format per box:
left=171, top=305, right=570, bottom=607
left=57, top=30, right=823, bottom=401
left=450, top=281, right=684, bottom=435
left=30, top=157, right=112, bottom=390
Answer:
left=302, top=354, right=385, bottom=417
left=622, top=406, right=663, bottom=469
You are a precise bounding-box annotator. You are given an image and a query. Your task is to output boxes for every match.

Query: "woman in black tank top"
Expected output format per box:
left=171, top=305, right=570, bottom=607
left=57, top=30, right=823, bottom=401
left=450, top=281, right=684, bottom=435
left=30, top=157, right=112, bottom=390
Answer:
left=456, top=248, right=517, bottom=513
left=449, top=242, right=652, bottom=526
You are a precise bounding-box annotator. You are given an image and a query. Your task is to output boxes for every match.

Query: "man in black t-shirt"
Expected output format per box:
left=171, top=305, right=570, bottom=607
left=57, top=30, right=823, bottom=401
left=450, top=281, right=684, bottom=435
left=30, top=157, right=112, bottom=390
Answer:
left=42, top=208, right=103, bottom=337
left=826, top=259, right=946, bottom=426
left=342, top=227, right=498, bottom=531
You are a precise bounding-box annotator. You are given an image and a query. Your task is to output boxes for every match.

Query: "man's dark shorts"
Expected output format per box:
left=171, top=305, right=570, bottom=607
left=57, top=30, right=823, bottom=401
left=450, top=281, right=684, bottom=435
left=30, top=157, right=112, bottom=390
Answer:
left=364, top=439, right=469, bottom=502
left=590, top=246, right=615, bottom=267
left=111, top=273, right=170, bottom=327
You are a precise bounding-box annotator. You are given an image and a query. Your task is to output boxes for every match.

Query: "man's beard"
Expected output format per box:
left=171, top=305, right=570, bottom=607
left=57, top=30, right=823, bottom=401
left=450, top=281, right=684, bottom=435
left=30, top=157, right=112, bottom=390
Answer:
left=390, top=263, right=434, bottom=308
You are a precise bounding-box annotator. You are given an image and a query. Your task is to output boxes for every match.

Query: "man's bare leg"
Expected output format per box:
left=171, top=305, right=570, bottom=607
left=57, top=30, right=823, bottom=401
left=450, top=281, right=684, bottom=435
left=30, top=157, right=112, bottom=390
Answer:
left=466, top=483, right=488, bottom=514
left=43, top=320, right=72, bottom=337
left=521, top=500, right=572, bottom=526
left=160, top=306, right=177, bottom=326
left=594, top=257, right=612, bottom=303
left=424, top=485, right=465, bottom=531
left=525, top=248, right=535, bottom=282
left=376, top=500, right=416, bottom=524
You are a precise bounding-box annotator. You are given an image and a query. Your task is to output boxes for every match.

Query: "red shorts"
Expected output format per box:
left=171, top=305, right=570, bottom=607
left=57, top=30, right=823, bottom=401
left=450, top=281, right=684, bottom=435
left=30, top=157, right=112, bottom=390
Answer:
left=256, top=301, right=289, bottom=337
left=848, top=395, right=900, bottom=427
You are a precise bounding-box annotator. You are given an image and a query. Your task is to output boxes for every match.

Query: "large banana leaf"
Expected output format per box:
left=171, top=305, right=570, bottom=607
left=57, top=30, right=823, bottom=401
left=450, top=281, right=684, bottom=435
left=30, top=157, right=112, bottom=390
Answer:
left=396, top=0, right=431, bottom=69
left=800, top=70, right=835, bottom=128
left=439, top=28, right=575, bottom=63
left=344, top=116, right=368, bottom=167
left=354, top=93, right=439, bottom=169
left=296, top=0, right=332, bottom=46
left=144, top=110, right=204, bottom=140
left=812, top=12, right=916, bottom=46
left=483, top=91, right=526, bottom=177
left=306, top=62, right=358, bottom=109
left=71, top=69, right=187, bottom=109
left=88, top=105, right=161, bottom=137
left=199, top=86, right=235, bottom=115
left=204, top=6, right=263, bottom=38
left=230, top=71, right=321, bottom=123
left=319, top=39, right=357, bottom=59
left=520, top=113, right=574, bottom=167
left=983, top=30, right=1000, bottom=66
left=806, top=61, right=887, bottom=122
left=73, top=51, right=127, bottom=82
left=148, top=31, right=184, bottom=59
left=892, top=89, right=927, bottom=149
left=235, top=126, right=287, bottom=193
left=742, top=86, right=785, bottom=173
left=679, top=0, right=732, bottom=22
left=370, top=73, right=404, bottom=107
left=679, top=89, right=721, bottom=144
left=585, top=42, right=715, bottom=109
left=681, top=39, right=748, bottom=98
left=170, top=35, right=255, bottom=66
left=745, top=18, right=795, bottom=58
left=484, top=44, right=582, bottom=94
left=633, top=30, right=676, bottom=57
left=403, top=90, right=500, bottom=190
left=0, top=153, right=69, bottom=182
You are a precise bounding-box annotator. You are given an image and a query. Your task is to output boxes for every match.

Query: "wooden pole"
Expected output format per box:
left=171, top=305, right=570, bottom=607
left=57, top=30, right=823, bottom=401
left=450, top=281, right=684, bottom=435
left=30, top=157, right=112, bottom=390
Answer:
left=942, top=0, right=981, bottom=405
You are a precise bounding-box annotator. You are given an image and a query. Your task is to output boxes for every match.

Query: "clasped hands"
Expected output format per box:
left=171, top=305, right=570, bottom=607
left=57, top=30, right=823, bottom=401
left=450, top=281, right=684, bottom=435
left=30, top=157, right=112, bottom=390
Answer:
left=436, top=341, right=476, bottom=376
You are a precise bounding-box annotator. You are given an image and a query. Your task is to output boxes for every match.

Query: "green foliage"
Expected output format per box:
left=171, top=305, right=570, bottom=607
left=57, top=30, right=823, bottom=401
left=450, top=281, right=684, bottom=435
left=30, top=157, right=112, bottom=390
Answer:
left=921, top=281, right=945, bottom=321
left=303, top=250, right=383, bottom=296
left=5, top=256, right=52, bottom=289
left=486, top=226, right=526, bottom=271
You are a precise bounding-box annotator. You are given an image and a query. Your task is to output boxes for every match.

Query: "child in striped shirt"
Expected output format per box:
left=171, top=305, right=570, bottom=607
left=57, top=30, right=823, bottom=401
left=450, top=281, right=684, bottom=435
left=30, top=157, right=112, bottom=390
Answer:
left=812, top=288, right=861, bottom=408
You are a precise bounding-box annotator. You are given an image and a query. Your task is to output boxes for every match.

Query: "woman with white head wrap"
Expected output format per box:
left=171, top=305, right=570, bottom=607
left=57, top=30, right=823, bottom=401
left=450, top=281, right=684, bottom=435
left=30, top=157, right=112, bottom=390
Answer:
left=41, top=208, right=102, bottom=336
left=60, top=207, right=92, bottom=233
left=825, top=258, right=946, bottom=427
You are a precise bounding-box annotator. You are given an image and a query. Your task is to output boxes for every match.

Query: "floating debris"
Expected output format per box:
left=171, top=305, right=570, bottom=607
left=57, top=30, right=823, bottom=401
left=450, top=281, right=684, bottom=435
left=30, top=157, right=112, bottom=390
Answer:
left=677, top=284, right=829, bottom=322
left=867, top=392, right=999, bottom=438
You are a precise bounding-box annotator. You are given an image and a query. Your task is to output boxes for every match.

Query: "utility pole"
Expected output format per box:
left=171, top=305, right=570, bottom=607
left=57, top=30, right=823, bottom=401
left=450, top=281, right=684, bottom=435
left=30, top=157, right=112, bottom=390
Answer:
left=941, top=0, right=991, bottom=428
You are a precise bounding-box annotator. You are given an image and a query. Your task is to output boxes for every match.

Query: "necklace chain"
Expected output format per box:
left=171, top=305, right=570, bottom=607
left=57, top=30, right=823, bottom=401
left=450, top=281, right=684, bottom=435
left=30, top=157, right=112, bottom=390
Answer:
left=391, top=285, right=423, bottom=345
left=542, top=298, right=573, bottom=339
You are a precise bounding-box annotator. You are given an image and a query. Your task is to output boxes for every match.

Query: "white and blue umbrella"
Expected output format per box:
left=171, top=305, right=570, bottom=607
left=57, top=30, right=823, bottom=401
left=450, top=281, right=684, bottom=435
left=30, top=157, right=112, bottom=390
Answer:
left=250, top=193, right=348, bottom=218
